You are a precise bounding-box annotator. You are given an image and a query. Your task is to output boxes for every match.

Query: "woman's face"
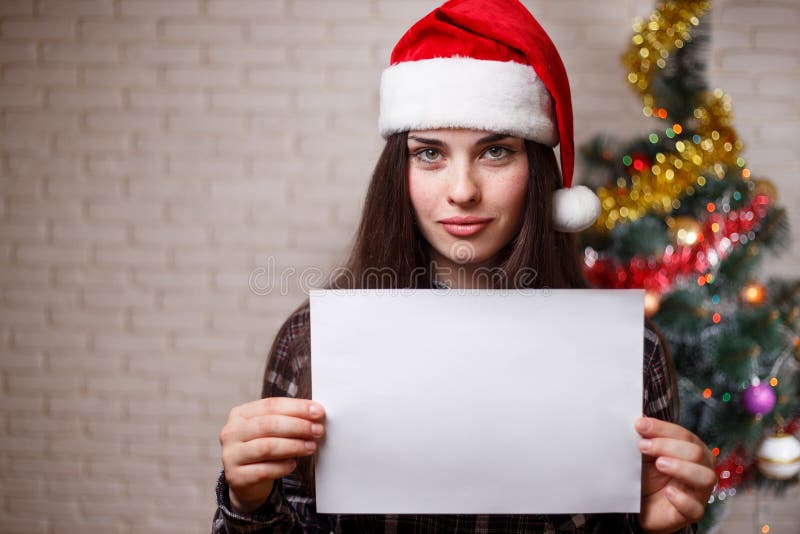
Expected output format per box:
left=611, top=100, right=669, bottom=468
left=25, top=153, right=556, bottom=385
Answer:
left=407, top=128, right=529, bottom=271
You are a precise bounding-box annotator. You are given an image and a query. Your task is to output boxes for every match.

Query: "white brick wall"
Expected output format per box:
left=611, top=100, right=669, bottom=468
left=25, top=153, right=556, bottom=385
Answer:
left=0, top=1, right=796, bottom=532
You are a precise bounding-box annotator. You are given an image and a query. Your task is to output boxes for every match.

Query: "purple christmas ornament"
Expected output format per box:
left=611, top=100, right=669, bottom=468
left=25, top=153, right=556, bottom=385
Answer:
left=742, top=382, right=776, bottom=415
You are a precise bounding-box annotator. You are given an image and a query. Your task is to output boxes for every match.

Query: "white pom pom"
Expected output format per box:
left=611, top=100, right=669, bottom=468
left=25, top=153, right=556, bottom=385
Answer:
left=552, top=185, right=601, bottom=233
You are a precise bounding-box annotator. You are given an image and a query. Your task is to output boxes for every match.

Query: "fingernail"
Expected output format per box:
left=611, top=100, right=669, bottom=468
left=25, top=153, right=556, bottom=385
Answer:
left=656, top=457, right=672, bottom=469
left=311, top=423, right=323, bottom=437
left=638, top=439, right=652, bottom=451
left=309, top=403, right=323, bottom=416
left=304, top=440, right=316, bottom=451
left=636, top=418, right=650, bottom=431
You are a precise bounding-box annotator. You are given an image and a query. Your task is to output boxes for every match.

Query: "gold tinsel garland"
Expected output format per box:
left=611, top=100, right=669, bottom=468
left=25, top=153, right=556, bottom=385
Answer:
left=594, top=0, right=748, bottom=232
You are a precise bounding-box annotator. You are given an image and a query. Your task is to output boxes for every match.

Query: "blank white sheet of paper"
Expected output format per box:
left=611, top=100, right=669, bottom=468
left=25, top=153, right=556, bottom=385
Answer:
left=309, top=288, right=645, bottom=514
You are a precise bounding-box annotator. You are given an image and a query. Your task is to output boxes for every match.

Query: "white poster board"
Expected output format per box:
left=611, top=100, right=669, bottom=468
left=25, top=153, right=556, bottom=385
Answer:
left=310, top=288, right=644, bottom=514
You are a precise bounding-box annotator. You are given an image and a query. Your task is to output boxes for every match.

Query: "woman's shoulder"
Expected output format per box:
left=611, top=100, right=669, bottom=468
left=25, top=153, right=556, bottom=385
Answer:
left=644, top=319, right=661, bottom=359
left=642, top=318, right=670, bottom=382
left=642, top=317, right=680, bottom=421
left=270, top=300, right=311, bottom=361
left=262, top=300, right=311, bottom=396
left=282, top=300, right=310, bottom=339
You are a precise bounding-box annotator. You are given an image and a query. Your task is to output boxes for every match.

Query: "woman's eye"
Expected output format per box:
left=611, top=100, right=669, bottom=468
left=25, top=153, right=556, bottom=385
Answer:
left=483, top=146, right=510, bottom=160
left=413, top=148, right=443, bottom=163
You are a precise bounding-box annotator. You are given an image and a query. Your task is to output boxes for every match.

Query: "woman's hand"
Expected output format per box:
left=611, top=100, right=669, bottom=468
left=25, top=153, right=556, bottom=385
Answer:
left=635, top=416, right=717, bottom=534
left=219, top=397, right=326, bottom=513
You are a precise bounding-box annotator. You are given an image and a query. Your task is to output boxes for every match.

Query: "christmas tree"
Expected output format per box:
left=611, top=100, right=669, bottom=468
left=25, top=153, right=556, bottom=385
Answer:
left=577, top=1, right=800, bottom=531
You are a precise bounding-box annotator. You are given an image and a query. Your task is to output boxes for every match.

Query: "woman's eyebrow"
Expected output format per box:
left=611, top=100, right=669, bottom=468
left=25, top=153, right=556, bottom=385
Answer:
left=407, top=133, right=512, bottom=147
left=407, top=135, right=444, bottom=147
left=475, top=133, right=512, bottom=145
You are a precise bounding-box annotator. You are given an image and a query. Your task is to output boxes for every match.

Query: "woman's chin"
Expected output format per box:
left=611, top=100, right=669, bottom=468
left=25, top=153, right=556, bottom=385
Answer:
left=436, top=247, right=499, bottom=268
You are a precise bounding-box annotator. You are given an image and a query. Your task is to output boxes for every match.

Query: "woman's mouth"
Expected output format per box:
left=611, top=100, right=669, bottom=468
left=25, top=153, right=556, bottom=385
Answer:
left=438, top=217, right=493, bottom=237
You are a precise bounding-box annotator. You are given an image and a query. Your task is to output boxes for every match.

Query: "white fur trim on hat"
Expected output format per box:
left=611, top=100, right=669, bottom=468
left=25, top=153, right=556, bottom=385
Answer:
left=552, top=185, right=601, bottom=232
left=379, top=57, right=558, bottom=145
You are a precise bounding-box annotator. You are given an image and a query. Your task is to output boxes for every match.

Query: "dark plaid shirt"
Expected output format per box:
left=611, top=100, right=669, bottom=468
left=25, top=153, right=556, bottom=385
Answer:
left=212, top=288, right=695, bottom=534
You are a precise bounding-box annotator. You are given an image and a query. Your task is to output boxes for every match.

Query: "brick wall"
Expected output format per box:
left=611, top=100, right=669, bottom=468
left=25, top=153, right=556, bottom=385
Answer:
left=0, top=1, right=797, bottom=532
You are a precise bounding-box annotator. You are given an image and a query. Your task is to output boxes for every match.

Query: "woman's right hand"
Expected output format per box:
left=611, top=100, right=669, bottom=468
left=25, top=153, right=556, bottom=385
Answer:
left=219, top=397, right=326, bottom=513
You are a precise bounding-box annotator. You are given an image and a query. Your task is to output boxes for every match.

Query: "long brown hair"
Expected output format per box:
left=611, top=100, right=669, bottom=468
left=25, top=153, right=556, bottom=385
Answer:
left=264, top=131, right=589, bottom=493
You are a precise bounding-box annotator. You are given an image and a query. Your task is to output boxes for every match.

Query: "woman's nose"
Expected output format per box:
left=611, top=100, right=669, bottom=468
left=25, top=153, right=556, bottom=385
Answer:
left=447, top=163, right=481, bottom=206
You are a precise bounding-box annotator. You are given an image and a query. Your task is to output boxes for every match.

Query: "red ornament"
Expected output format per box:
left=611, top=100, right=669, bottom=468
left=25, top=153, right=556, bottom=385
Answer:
left=713, top=448, right=751, bottom=491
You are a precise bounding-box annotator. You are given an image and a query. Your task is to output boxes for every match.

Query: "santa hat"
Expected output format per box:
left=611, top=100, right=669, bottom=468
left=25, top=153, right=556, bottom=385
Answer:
left=378, top=0, right=601, bottom=233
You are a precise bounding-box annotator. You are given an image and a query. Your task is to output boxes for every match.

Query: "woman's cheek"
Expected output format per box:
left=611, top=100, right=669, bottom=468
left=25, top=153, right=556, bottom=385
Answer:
left=488, top=169, right=527, bottom=206
left=408, top=182, right=439, bottom=219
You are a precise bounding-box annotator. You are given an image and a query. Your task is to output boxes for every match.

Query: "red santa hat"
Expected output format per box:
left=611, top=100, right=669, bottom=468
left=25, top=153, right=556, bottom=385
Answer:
left=378, top=0, right=601, bottom=233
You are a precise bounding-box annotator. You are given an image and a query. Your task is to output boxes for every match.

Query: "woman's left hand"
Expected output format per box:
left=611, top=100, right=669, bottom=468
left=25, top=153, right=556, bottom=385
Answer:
left=635, top=416, right=717, bottom=534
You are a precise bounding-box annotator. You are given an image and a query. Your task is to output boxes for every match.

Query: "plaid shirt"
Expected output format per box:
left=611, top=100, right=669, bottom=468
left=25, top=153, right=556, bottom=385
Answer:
left=212, top=288, right=695, bottom=534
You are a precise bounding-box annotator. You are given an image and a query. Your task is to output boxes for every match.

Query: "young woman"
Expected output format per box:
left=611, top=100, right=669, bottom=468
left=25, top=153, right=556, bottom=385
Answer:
left=212, top=1, right=717, bottom=532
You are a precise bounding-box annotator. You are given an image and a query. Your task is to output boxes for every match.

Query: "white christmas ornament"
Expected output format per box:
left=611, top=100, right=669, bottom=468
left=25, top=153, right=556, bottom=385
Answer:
left=755, top=432, right=800, bottom=480
left=552, top=185, right=602, bottom=233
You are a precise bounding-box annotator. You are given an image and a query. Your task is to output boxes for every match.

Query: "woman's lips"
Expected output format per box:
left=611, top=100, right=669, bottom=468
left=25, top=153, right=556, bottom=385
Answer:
left=439, top=218, right=492, bottom=237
